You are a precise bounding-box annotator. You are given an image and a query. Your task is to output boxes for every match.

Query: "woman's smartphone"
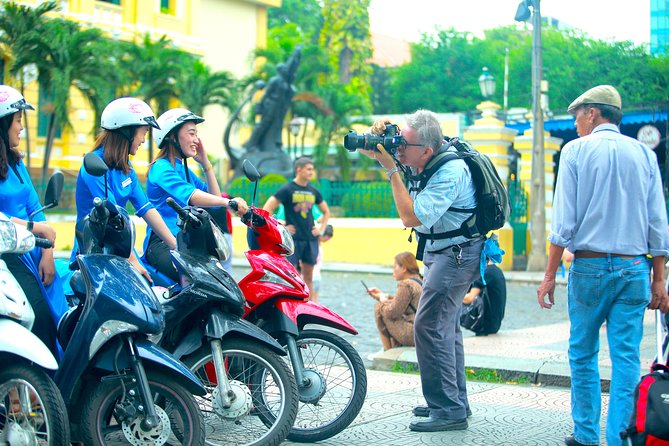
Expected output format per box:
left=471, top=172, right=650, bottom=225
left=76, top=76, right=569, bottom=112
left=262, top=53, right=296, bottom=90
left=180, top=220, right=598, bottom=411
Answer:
left=360, top=280, right=371, bottom=292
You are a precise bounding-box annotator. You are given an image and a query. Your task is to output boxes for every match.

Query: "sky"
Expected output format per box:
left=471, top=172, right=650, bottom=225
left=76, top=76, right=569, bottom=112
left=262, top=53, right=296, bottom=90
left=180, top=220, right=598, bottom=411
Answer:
left=369, top=0, right=650, bottom=47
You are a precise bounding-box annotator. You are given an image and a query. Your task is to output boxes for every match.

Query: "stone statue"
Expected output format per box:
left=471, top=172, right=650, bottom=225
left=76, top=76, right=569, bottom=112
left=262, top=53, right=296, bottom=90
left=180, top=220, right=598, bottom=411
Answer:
left=223, top=46, right=302, bottom=178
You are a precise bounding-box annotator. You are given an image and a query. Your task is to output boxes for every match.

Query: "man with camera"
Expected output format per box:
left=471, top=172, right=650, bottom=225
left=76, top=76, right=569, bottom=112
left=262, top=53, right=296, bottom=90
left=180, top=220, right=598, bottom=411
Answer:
left=358, top=110, right=483, bottom=432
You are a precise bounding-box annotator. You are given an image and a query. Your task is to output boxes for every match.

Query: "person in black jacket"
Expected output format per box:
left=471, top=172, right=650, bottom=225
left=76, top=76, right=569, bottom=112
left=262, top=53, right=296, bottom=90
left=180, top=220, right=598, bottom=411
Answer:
left=462, top=262, right=506, bottom=336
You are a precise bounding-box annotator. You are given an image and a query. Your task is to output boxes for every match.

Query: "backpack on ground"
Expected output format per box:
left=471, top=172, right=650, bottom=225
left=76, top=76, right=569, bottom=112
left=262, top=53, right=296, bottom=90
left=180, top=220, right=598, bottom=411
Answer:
left=409, top=138, right=510, bottom=260
left=621, top=310, right=669, bottom=445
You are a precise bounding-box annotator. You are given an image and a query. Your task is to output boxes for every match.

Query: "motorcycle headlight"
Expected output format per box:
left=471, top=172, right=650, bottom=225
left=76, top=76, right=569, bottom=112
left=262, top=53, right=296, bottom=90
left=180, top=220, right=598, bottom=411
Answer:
left=277, top=224, right=294, bottom=257
left=211, top=223, right=231, bottom=261
left=0, top=220, right=17, bottom=253
left=90, top=320, right=138, bottom=359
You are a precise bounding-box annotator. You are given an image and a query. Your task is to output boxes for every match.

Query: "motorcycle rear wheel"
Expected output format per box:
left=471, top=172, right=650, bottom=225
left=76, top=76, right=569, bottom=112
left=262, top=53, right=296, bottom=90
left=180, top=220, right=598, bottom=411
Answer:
left=79, top=369, right=205, bottom=446
left=286, top=329, right=367, bottom=443
left=0, top=362, right=70, bottom=446
left=186, top=338, right=298, bottom=446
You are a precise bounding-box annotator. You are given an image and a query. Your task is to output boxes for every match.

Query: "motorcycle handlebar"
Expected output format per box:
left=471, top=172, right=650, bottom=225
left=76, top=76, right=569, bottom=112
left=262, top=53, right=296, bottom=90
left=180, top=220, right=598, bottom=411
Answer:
left=166, top=197, right=190, bottom=220
left=34, top=237, right=53, bottom=249
left=228, top=200, right=238, bottom=212
left=166, top=197, right=201, bottom=228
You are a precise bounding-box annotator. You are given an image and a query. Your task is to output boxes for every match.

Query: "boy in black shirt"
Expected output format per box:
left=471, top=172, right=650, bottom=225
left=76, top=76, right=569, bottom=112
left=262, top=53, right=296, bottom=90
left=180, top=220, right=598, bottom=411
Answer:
left=263, top=157, right=330, bottom=301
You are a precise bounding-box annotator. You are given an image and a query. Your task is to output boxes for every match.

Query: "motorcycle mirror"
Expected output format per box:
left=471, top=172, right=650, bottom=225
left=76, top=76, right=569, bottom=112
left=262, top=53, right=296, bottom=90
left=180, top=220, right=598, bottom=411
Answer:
left=242, top=159, right=260, bottom=182
left=242, top=159, right=260, bottom=206
left=83, top=152, right=109, bottom=200
left=28, top=171, right=64, bottom=223
left=83, top=153, right=109, bottom=177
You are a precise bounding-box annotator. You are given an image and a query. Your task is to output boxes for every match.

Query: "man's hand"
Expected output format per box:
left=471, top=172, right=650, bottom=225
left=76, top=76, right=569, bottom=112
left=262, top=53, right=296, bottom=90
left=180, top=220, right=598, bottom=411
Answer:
left=537, top=276, right=556, bottom=309
left=285, top=224, right=296, bottom=235
left=358, top=143, right=395, bottom=171
left=649, top=280, right=669, bottom=313
left=370, top=118, right=391, bottom=135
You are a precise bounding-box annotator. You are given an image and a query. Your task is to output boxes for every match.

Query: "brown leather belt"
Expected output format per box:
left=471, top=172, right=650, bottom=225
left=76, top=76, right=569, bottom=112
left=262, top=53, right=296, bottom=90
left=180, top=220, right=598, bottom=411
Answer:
left=574, top=250, right=638, bottom=260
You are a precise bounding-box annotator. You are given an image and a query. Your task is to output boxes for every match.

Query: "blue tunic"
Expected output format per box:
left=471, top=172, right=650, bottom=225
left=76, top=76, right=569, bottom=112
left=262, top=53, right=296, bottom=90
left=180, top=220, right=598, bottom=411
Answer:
left=75, top=147, right=153, bottom=223
left=0, top=159, right=67, bottom=337
left=146, top=158, right=207, bottom=236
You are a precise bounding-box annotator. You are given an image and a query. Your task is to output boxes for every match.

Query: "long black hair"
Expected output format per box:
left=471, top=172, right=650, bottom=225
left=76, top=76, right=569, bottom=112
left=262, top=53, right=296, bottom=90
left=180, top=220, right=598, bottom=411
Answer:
left=0, top=112, right=20, bottom=180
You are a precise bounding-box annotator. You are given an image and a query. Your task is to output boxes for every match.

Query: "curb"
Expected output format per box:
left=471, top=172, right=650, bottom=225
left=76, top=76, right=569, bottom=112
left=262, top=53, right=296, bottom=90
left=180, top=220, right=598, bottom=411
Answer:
left=370, top=349, right=610, bottom=391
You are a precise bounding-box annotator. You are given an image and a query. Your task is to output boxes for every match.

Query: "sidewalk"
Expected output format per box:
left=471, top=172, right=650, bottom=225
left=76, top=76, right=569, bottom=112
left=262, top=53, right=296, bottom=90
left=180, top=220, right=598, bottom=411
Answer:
left=282, top=369, right=608, bottom=446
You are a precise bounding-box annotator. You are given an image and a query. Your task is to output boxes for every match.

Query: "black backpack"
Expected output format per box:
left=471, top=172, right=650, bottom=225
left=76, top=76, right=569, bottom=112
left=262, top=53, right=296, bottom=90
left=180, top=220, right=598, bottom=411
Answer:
left=622, top=364, right=669, bottom=445
left=409, top=138, right=510, bottom=260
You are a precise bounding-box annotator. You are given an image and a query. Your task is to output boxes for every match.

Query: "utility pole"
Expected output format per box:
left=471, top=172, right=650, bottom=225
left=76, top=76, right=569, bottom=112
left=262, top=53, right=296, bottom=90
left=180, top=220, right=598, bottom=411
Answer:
left=525, top=0, right=547, bottom=271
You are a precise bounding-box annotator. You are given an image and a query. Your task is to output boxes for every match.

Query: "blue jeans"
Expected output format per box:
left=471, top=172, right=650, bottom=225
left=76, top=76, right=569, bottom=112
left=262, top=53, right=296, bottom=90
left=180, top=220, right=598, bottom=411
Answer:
left=568, top=255, right=650, bottom=446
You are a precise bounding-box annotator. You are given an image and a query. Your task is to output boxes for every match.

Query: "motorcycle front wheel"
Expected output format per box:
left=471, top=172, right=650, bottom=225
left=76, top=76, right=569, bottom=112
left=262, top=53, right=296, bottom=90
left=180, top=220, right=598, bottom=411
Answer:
left=0, top=362, right=70, bottom=446
left=79, top=369, right=205, bottom=446
left=287, top=329, right=367, bottom=443
left=186, top=338, right=298, bottom=446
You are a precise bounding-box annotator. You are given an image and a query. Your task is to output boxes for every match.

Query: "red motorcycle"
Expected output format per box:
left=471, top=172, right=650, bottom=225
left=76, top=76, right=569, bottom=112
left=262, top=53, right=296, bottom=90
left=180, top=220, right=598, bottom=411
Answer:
left=232, top=160, right=367, bottom=443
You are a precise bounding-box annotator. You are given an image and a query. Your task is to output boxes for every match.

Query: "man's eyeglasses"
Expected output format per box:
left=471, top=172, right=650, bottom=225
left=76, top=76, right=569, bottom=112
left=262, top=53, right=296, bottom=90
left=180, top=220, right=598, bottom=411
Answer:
left=399, top=137, right=424, bottom=149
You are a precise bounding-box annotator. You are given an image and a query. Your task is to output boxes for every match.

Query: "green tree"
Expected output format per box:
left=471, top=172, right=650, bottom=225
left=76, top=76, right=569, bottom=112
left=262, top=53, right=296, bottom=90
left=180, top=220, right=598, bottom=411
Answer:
left=0, top=0, right=58, bottom=169
left=176, top=59, right=237, bottom=116
left=268, top=0, right=323, bottom=43
left=14, top=18, right=113, bottom=181
left=118, top=34, right=195, bottom=159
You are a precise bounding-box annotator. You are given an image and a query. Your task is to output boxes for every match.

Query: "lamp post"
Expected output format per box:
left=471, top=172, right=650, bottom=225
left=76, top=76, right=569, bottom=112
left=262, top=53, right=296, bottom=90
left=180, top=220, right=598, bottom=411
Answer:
left=288, top=116, right=302, bottom=157
left=515, top=0, right=546, bottom=271
left=478, top=67, right=496, bottom=99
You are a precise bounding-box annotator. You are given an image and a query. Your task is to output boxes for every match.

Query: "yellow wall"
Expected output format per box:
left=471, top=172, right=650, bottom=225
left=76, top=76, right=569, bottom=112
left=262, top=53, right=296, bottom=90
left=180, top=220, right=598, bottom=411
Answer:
left=49, top=216, right=513, bottom=271
left=10, top=0, right=277, bottom=177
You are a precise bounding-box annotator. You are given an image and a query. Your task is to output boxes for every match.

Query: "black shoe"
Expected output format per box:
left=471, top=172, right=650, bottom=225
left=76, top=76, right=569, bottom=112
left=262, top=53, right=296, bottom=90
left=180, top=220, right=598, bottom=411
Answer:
left=410, top=417, right=468, bottom=432
left=412, top=405, right=472, bottom=418
left=564, top=434, right=596, bottom=446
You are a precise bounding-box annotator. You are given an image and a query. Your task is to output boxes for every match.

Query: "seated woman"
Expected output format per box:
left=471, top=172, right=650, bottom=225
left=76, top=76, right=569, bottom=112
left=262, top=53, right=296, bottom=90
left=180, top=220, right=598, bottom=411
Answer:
left=144, top=108, right=247, bottom=282
left=367, top=252, right=422, bottom=350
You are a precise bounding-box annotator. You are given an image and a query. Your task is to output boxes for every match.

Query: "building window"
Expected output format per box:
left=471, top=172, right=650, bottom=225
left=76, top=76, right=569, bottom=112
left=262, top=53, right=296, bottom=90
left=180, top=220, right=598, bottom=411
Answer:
left=37, top=82, right=61, bottom=139
left=160, top=0, right=175, bottom=14
left=98, top=0, right=121, bottom=5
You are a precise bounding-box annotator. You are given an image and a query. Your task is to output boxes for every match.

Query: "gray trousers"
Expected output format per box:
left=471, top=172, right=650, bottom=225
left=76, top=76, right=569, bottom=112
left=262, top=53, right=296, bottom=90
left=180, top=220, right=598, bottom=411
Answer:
left=414, top=238, right=483, bottom=420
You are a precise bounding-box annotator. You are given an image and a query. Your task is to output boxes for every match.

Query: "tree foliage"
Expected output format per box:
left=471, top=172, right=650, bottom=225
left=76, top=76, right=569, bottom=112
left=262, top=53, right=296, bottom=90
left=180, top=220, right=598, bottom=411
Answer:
left=387, top=25, right=669, bottom=115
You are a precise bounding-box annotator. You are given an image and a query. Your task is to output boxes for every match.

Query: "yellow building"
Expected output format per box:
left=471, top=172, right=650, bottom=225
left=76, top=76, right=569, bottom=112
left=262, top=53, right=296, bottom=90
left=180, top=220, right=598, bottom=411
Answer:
left=7, top=0, right=279, bottom=176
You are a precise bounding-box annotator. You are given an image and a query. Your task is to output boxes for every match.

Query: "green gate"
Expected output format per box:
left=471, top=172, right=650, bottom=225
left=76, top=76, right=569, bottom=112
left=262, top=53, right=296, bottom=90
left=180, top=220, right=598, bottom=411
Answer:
left=508, top=179, right=528, bottom=256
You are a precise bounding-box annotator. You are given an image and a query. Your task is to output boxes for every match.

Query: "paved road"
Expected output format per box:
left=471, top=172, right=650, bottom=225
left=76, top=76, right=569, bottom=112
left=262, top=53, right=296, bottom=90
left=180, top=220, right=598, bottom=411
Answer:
left=234, top=267, right=570, bottom=367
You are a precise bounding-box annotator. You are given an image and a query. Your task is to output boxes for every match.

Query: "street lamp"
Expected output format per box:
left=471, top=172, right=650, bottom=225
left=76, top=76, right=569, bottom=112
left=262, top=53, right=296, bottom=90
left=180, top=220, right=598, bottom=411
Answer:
left=515, top=0, right=546, bottom=271
left=478, top=67, right=496, bottom=99
left=287, top=116, right=302, bottom=157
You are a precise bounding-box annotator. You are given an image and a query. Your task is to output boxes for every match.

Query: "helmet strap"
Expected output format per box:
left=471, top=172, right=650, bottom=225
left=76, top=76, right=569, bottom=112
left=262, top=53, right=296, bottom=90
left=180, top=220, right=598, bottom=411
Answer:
left=117, top=126, right=137, bottom=154
left=164, top=135, right=190, bottom=182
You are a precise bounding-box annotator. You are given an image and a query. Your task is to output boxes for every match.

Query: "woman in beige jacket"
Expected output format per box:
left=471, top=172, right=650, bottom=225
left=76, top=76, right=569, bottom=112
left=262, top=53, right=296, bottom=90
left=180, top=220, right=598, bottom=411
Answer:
left=367, top=252, right=423, bottom=350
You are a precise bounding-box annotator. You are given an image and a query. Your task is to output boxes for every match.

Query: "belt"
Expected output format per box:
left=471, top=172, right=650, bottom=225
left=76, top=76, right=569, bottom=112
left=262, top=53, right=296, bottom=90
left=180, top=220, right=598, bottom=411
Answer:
left=428, top=236, right=485, bottom=255
left=574, top=250, right=639, bottom=260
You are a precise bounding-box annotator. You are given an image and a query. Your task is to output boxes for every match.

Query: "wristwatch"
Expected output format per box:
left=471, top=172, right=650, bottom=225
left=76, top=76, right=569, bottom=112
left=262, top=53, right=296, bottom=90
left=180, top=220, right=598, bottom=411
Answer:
left=386, top=167, right=400, bottom=180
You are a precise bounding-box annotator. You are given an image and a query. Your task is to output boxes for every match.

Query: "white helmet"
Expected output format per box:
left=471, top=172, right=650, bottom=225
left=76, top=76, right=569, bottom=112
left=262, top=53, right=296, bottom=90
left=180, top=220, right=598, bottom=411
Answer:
left=154, top=108, right=204, bottom=148
left=0, top=85, right=34, bottom=119
left=100, top=97, right=159, bottom=130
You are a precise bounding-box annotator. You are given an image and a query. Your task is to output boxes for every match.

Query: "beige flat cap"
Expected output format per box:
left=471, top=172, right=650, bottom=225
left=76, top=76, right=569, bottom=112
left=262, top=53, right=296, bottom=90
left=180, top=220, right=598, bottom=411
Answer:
left=567, top=85, right=622, bottom=113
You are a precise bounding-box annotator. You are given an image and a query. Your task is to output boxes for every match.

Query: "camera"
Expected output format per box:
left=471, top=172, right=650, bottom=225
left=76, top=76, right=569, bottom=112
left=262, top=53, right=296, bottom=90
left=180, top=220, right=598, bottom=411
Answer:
left=343, top=124, right=401, bottom=155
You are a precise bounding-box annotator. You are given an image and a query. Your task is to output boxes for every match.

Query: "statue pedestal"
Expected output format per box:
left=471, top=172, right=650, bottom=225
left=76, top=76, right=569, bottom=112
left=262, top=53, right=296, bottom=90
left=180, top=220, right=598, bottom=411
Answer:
left=238, top=148, right=294, bottom=179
